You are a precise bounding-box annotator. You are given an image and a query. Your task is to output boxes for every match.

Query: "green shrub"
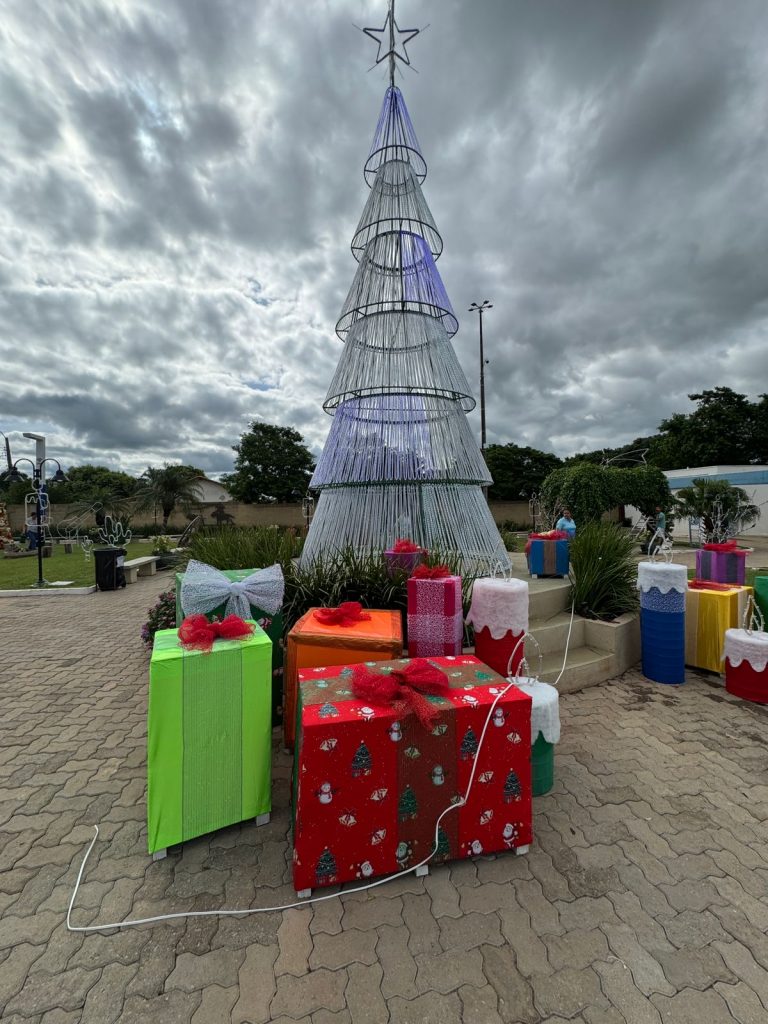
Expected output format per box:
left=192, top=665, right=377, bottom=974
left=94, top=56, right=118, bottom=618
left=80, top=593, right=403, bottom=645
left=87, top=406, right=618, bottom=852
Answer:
left=569, top=522, right=639, bottom=621
left=186, top=526, right=304, bottom=571
left=141, top=589, right=176, bottom=650
left=541, top=462, right=671, bottom=525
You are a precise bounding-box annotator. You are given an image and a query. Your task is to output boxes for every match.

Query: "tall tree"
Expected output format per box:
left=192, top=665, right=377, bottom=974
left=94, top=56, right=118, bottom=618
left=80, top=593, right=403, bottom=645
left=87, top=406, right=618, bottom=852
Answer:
left=654, top=388, right=757, bottom=469
left=224, top=423, right=314, bottom=503
left=484, top=444, right=562, bottom=501
left=674, top=478, right=760, bottom=541
left=134, top=464, right=203, bottom=530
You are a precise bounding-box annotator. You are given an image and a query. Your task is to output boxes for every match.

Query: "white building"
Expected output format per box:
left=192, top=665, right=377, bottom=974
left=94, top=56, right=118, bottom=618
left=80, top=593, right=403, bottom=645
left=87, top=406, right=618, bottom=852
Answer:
left=665, top=465, right=768, bottom=539
left=193, top=476, right=233, bottom=503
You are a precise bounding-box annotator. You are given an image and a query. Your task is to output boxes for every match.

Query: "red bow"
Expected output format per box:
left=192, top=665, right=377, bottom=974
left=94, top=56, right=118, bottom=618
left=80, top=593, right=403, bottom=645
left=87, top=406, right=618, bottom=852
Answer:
left=689, top=579, right=735, bottom=591
left=352, top=658, right=450, bottom=729
left=178, top=614, right=254, bottom=653
left=313, top=602, right=372, bottom=627
left=703, top=541, right=738, bottom=552
left=528, top=530, right=570, bottom=541
left=392, top=538, right=422, bottom=553
left=411, top=563, right=451, bottom=579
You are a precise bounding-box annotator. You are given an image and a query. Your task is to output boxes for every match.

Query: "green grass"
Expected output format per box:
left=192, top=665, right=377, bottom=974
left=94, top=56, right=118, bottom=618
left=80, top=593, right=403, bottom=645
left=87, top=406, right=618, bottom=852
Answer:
left=0, top=540, right=158, bottom=589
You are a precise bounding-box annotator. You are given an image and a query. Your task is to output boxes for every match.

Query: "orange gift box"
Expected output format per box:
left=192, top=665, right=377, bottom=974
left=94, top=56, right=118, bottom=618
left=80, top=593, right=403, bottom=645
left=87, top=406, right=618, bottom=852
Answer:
left=284, top=608, right=403, bottom=749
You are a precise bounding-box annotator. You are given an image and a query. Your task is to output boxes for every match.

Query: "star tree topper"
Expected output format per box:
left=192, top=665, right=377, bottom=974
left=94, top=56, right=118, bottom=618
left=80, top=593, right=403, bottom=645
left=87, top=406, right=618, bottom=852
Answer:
left=363, top=0, right=420, bottom=86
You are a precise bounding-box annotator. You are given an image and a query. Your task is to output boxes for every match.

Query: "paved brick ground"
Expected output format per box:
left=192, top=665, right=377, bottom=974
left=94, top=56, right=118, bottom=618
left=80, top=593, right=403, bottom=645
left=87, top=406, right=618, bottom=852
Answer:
left=2, top=575, right=768, bottom=1023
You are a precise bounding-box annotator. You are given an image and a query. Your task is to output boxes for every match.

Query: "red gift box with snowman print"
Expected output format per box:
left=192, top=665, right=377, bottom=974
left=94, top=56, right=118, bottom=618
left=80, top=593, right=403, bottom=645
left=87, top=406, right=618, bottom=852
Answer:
left=292, top=655, right=532, bottom=894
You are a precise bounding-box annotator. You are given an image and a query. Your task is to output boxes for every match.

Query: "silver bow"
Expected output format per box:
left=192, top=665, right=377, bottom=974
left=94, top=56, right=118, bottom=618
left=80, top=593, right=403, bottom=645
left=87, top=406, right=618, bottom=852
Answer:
left=180, top=559, right=285, bottom=621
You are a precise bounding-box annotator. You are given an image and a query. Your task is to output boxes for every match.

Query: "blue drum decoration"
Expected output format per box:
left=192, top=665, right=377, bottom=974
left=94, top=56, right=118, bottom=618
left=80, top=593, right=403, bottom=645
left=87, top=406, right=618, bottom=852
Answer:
left=637, top=562, right=687, bottom=685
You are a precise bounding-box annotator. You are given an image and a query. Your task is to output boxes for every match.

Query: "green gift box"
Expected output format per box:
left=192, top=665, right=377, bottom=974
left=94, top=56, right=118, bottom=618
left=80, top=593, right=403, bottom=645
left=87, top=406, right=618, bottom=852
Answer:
left=147, top=624, right=272, bottom=855
left=175, top=569, right=284, bottom=722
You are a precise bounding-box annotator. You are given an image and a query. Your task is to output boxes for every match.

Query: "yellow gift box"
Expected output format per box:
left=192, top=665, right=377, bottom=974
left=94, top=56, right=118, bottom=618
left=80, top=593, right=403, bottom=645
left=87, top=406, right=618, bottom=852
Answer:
left=685, top=584, right=753, bottom=674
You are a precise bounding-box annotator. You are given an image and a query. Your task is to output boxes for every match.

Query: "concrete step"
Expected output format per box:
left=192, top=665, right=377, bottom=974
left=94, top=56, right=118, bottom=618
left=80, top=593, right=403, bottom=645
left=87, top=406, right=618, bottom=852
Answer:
left=537, top=645, right=616, bottom=694
left=524, top=578, right=572, bottom=620
left=525, top=611, right=584, bottom=656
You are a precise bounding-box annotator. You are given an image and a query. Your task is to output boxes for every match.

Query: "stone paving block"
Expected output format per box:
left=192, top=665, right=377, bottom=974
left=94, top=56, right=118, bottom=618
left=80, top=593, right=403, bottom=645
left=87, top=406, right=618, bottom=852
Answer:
left=423, top=868, right=462, bottom=918
left=601, top=922, right=675, bottom=996
left=231, top=942, right=278, bottom=1024
left=5, top=965, right=101, bottom=1017
left=616, top=864, right=676, bottom=918
left=605, top=890, right=674, bottom=953
left=415, top=947, right=485, bottom=994
left=344, top=961, right=386, bottom=1022
left=0, top=942, right=45, bottom=1013
left=481, top=943, right=538, bottom=1024
left=594, top=958, right=662, bottom=1024
left=458, top=983, right=505, bottom=1024
left=714, top=980, right=768, bottom=1024
left=188, top=983, right=238, bottom=1024
left=650, top=986, right=736, bottom=1024
left=714, top=939, right=768, bottom=1009
left=309, top=889, right=344, bottom=936
left=388, top=990, right=463, bottom=1024
left=378, top=924, right=419, bottom=1000
left=709, top=848, right=768, bottom=897
left=312, top=1010, right=351, bottom=1024
left=656, top=945, right=735, bottom=991
left=80, top=962, right=139, bottom=1023
left=515, top=877, right=564, bottom=936
left=309, top=927, right=379, bottom=970
left=544, top=928, right=609, bottom=972
left=121, top=989, right=202, bottom=1024
left=527, top=848, right=573, bottom=901
left=275, top=906, right=313, bottom=976
left=664, top=851, right=725, bottom=882
left=498, top=904, right=552, bottom=977
left=165, top=946, right=245, bottom=993
left=341, top=893, right=404, bottom=931
left=438, top=910, right=503, bottom=952
left=402, top=892, right=441, bottom=956
left=554, top=895, right=617, bottom=932
left=710, top=877, right=768, bottom=928
left=531, top=967, right=607, bottom=1020
left=270, top=966, right=348, bottom=1019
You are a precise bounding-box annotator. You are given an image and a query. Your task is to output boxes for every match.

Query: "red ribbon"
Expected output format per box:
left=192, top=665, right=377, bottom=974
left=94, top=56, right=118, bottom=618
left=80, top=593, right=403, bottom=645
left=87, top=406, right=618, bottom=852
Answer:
left=702, top=541, right=739, bottom=552
left=528, top=530, right=570, bottom=541
left=391, top=538, right=422, bottom=553
left=411, top=563, right=452, bottom=579
left=313, top=602, right=372, bottom=627
left=688, top=579, right=735, bottom=591
left=178, top=614, right=254, bottom=653
left=352, top=658, right=451, bottom=729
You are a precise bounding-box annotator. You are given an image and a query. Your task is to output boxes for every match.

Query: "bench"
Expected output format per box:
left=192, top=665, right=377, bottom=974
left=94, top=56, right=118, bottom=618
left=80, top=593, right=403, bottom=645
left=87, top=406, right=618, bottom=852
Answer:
left=122, top=556, right=159, bottom=584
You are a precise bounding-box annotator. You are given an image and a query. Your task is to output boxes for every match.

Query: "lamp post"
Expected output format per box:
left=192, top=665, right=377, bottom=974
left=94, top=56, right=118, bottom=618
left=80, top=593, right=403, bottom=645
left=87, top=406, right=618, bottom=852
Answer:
left=7, top=457, right=66, bottom=588
left=469, top=299, right=492, bottom=499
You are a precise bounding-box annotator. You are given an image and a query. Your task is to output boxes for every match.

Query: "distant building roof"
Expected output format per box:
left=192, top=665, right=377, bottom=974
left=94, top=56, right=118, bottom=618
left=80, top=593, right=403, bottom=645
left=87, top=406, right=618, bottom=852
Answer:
left=665, top=465, right=768, bottom=489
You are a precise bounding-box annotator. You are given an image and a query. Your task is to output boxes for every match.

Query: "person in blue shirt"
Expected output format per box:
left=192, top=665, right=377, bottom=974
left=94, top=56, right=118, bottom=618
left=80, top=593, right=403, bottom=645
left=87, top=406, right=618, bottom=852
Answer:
left=556, top=509, right=576, bottom=539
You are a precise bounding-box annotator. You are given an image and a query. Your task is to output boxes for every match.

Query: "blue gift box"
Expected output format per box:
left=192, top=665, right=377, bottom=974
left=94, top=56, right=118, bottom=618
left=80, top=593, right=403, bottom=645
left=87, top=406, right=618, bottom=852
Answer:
left=528, top=539, right=569, bottom=578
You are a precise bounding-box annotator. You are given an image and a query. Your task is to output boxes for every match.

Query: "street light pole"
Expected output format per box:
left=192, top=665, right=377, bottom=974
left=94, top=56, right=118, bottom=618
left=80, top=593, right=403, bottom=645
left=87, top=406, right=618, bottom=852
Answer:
left=7, top=457, right=66, bottom=588
left=469, top=300, right=493, bottom=498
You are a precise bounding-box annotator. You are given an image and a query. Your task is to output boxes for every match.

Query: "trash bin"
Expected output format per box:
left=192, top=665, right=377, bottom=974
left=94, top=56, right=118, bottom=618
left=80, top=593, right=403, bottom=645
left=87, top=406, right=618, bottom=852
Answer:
left=94, top=547, right=127, bottom=591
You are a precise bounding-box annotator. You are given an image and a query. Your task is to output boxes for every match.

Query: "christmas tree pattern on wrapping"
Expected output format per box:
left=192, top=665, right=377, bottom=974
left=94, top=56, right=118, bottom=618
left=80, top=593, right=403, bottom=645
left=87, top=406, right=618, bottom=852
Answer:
left=434, top=826, right=451, bottom=861
left=398, top=785, right=418, bottom=821
left=351, top=742, right=373, bottom=778
left=503, top=770, right=523, bottom=803
left=315, top=848, right=337, bottom=885
left=318, top=702, right=339, bottom=718
left=460, top=727, right=478, bottom=761
left=301, top=82, right=509, bottom=573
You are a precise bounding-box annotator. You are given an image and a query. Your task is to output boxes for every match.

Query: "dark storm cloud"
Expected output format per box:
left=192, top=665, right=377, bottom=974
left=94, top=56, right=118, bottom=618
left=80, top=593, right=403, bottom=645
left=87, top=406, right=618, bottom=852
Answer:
left=2, top=0, right=768, bottom=477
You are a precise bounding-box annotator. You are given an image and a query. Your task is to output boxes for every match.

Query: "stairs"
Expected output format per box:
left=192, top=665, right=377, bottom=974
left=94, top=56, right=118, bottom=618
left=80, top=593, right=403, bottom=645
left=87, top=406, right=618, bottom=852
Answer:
left=511, top=566, right=638, bottom=694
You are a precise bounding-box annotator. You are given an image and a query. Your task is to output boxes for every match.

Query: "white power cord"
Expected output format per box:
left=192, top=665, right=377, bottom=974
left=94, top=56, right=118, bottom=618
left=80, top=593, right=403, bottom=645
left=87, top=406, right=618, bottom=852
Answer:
left=67, top=618, right=576, bottom=934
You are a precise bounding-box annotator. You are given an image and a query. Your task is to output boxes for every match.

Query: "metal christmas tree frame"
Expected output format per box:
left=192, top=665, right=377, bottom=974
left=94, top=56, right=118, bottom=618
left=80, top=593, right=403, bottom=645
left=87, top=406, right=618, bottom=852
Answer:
left=302, top=4, right=508, bottom=573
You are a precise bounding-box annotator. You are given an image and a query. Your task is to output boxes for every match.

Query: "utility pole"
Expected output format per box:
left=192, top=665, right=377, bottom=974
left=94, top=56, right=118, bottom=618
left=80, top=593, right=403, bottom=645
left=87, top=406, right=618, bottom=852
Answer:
left=468, top=300, right=492, bottom=498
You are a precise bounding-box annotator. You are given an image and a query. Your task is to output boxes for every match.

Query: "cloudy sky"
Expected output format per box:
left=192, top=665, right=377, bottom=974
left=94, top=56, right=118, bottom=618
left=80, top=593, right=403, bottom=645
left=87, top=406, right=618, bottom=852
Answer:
left=2, top=0, right=768, bottom=477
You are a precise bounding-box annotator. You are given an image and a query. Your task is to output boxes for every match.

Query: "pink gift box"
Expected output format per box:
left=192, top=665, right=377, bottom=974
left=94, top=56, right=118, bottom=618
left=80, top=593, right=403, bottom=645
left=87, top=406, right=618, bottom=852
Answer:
left=695, top=547, right=747, bottom=586
left=407, top=574, right=463, bottom=657
left=383, top=549, right=424, bottom=575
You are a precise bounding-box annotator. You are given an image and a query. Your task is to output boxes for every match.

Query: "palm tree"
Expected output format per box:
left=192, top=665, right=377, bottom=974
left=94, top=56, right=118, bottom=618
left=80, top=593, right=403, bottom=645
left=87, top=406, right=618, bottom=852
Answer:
left=674, top=478, right=760, bottom=542
left=134, top=465, right=204, bottom=532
